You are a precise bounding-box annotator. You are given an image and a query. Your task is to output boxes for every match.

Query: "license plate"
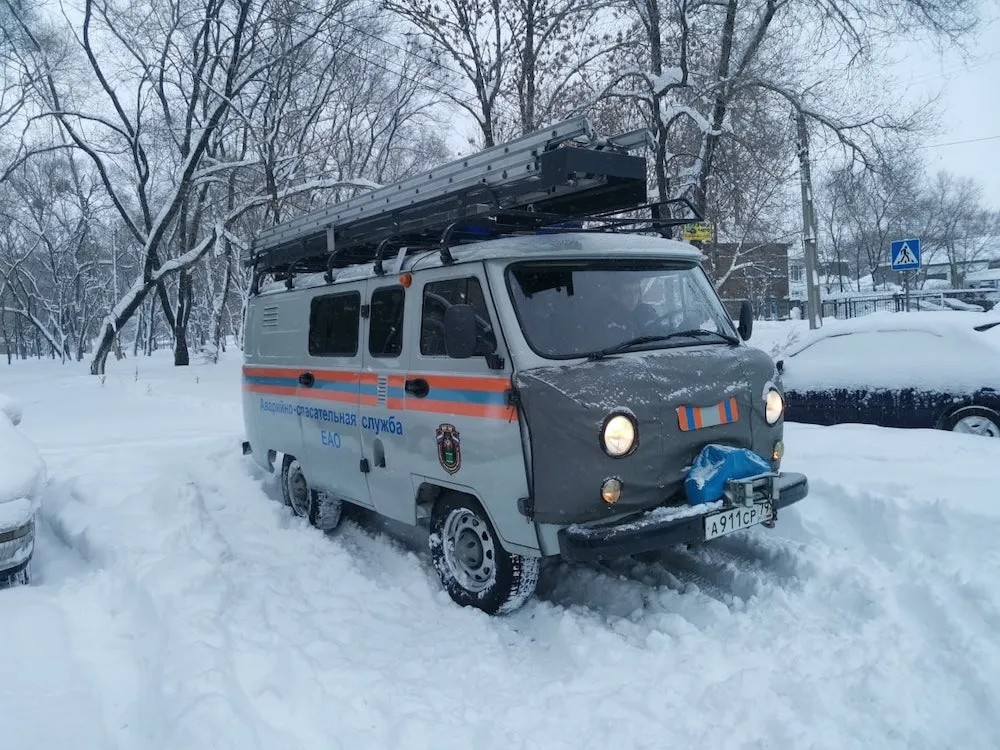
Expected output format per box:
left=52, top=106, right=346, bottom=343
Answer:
left=703, top=501, right=773, bottom=540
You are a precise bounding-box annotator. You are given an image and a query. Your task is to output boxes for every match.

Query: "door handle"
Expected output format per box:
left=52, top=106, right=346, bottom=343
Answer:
left=298, top=371, right=315, bottom=387
left=405, top=378, right=429, bottom=398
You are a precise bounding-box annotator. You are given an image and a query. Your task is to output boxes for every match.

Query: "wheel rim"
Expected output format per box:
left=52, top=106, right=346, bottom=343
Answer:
left=441, top=508, right=497, bottom=593
left=953, top=415, right=1000, bottom=438
left=288, top=464, right=311, bottom=516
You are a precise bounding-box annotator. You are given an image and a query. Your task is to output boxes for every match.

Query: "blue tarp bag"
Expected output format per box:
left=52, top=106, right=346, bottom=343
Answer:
left=684, top=444, right=771, bottom=505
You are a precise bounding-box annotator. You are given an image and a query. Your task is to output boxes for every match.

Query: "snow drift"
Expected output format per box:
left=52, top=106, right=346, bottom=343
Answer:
left=1, top=349, right=999, bottom=749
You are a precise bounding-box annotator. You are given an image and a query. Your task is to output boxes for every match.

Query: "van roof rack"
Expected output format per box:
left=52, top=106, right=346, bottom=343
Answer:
left=245, top=115, right=702, bottom=291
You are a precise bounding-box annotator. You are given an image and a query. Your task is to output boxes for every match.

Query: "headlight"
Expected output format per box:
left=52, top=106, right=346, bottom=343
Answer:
left=601, top=413, right=637, bottom=457
left=765, top=388, right=784, bottom=425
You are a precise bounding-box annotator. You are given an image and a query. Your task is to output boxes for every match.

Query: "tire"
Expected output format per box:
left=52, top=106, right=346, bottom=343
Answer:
left=942, top=406, right=1000, bottom=438
left=429, top=492, right=540, bottom=615
left=0, top=559, right=30, bottom=588
left=280, top=455, right=343, bottom=530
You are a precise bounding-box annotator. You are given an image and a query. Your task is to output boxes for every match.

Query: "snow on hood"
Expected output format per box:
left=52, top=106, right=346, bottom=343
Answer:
left=784, top=311, right=1000, bottom=355
left=779, top=311, right=1000, bottom=392
left=0, top=393, right=45, bottom=506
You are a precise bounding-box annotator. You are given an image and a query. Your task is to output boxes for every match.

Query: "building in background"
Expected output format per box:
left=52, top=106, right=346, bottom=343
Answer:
left=704, top=241, right=793, bottom=318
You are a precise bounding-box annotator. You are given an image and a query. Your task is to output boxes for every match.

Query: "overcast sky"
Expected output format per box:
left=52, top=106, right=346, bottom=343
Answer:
left=894, top=2, right=1000, bottom=208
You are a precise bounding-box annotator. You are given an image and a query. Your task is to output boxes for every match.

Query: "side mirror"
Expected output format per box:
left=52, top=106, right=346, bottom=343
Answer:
left=776, top=359, right=784, bottom=374
left=443, top=304, right=477, bottom=359
left=738, top=300, right=753, bottom=341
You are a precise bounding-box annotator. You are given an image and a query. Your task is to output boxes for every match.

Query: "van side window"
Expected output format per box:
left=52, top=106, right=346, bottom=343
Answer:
left=308, top=291, right=360, bottom=356
left=369, top=286, right=405, bottom=357
left=421, top=277, right=497, bottom=357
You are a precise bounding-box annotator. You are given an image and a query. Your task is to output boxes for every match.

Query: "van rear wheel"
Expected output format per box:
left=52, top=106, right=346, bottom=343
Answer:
left=280, top=455, right=343, bottom=530
left=429, top=492, right=539, bottom=615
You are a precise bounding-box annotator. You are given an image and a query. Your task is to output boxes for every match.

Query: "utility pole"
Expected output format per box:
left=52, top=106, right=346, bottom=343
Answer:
left=795, top=109, right=823, bottom=330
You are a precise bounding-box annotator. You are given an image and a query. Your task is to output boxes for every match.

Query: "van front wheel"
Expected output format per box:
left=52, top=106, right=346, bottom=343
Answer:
left=429, top=493, right=539, bottom=615
left=280, top=455, right=343, bottom=530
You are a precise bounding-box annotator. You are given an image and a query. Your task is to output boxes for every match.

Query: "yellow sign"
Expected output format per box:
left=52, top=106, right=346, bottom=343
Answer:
left=683, top=223, right=713, bottom=242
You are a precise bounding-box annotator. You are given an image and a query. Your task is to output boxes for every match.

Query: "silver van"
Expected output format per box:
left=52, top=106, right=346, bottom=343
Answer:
left=240, top=117, right=809, bottom=614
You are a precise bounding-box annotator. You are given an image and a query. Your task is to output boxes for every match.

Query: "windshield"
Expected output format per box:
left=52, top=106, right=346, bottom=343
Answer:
left=505, top=259, right=739, bottom=359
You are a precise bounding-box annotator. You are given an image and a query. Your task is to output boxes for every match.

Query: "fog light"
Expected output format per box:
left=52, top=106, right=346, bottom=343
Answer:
left=772, top=440, right=784, bottom=462
left=601, top=478, right=622, bottom=504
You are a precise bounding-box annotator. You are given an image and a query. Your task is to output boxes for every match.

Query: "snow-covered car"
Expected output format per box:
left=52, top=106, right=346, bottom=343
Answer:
left=777, top=312, right=1000, bottom=438
left=0, top=393, right=45, bottom=586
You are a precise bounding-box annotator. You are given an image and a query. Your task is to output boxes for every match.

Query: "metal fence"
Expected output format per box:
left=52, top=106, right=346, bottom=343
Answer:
left=720, top=297, right=796, bottom=321
left=722, top=288, right=997, bottom=322
left=818, top=289, right=997, bottom=319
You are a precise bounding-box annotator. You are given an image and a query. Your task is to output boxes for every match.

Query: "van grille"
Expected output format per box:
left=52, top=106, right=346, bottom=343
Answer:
left=261, top=306, right=279, bottom=327
left=377, top=375, right=388, bottom=405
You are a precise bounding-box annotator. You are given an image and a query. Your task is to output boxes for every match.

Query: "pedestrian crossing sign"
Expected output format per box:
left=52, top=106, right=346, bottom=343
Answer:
left=890, top=238, right=921, bottom=271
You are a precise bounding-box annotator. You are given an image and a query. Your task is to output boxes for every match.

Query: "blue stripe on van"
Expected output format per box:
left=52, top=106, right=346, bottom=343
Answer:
left=313, top=380, right=360, bottom=394
left=429, top=387, right=508, bottom=406
left=244, top=375, right=298, bottom=388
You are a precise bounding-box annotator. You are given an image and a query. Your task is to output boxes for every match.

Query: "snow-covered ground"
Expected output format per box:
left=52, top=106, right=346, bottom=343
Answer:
left=2, top=340, right=1000, bottom=749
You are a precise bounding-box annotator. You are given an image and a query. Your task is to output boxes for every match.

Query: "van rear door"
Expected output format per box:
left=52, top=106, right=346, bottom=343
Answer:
left=296, top=285, right=371, bottom=508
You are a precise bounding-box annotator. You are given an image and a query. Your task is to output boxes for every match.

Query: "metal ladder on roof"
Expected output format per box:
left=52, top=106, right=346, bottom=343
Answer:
left=246, top=115, right=700, bottom=290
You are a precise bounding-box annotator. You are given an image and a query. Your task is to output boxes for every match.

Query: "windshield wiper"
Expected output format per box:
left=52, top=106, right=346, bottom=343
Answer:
left=585, top=329, right=739, bottom=360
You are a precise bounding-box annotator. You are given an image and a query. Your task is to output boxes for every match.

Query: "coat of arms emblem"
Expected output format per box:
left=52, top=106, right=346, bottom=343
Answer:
left=436, top=423, right=461, bottom=474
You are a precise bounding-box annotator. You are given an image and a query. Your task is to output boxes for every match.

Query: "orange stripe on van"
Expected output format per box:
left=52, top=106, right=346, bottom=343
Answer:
left=312, top=370, right=360, bottom=384
left=405, top=399, right=516, bottom=420
left=416, top=374, right=510, bottom=392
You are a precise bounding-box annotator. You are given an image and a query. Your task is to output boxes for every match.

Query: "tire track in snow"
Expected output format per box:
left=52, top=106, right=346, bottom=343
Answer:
left=534, top=527, right=810, bottom=625
left=38, top=432, right=239, bottom=458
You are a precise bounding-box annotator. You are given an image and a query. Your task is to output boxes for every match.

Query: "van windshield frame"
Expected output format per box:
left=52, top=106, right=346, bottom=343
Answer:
left=504, top=258, right=739, bottom=360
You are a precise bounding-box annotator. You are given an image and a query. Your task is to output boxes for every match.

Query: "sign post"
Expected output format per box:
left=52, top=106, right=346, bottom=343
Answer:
left=890, top=238, right=921, bottom=311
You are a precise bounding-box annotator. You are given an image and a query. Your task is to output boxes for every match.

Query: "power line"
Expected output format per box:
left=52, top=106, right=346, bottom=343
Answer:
left=890, top=51, right=1000, bottom=87
left=280, top=0, right=481, bottom=111
left=271, top=10, right=487, bottom=117
left=918, top=134, right=1000, bottom=149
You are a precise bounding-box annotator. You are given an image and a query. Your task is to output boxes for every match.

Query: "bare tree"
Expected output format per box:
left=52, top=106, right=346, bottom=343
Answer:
left=0, top=149, right=112, bottom=360
left=922, top=171, right=1000, bottom=287
left=700, top=106, right=801, bottom=292
left=821, top=155, right=927, bottom=289
left=0, top=0, right=71, bottom=184
left=816, top=180, right=851, bottom=293
left=381, top=0, right=617, bottom=145
left=381, top=0, right=514, bottom=147
left=20, top=0, right=395, bottom=373
left=592, top=0, right=978, bottom=228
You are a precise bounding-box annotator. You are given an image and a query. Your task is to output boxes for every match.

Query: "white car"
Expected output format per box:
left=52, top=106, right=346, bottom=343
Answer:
left=0, top=394, right=45, bottom=586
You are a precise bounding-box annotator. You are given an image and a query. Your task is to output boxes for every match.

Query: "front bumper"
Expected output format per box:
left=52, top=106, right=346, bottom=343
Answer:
left=0, top=509, right=35, bottom=575
left=558, top=471, right=808, bottom=562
